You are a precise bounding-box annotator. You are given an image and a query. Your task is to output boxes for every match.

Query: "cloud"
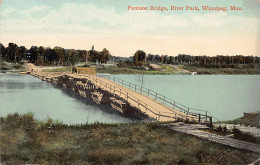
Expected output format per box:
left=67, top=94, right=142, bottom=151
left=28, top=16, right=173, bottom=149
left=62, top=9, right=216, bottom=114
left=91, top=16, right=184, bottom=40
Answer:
left=0, top=2, right=259, bottom=56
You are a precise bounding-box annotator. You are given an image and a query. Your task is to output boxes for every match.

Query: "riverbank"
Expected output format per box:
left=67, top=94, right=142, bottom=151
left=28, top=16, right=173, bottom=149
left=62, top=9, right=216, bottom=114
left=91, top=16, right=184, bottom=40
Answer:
left=212, top=113, right=260, bottom=144
left=0, top=62, right=27, bottom=73
left=1, top=61, right=259, bottom=75
left=1, top=113, right=258, bottom=164
left=42, top=64, right=260, bottom=75
left=216, top=112, right=260, bottom=127
left=183, top=66, right=260, bottom=75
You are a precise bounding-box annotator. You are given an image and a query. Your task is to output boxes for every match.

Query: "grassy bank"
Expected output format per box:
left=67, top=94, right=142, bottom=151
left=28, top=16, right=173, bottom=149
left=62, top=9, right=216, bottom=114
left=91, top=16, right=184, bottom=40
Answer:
left=217, top=113, right=260, bottom=127
left=43, top=65, right=184, bottom=75
left=1, top=113, right=258, bottom=164
left=182, top=66, right=260, bottom=75
left=0, top=62, right=27, bottom=73
left=95, top=64, right=260, bottom=75
left=29, top=62, right=260, bottom=75
left=97, top=66, right=182, bottom=75
left=43, top=67, right=72, bottom=73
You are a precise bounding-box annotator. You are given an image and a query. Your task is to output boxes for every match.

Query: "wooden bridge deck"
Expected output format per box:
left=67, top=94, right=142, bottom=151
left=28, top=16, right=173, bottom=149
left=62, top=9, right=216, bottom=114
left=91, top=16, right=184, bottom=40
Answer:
left=68, top=74, right=197, bottom=122
left=165, top=122, right=260, bottom=154
left=26, top=63, right=209, bottom=122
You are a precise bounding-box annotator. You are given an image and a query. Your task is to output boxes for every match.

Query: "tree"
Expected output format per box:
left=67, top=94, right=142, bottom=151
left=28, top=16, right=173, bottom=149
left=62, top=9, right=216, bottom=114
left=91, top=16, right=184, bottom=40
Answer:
left=0, top=43, right=6, bottom=61
left=44, top=47, right=57, bottom=65
left=18, top=46, right=27, bottom=63
left=37, top=46, right=45, bottom=65
left=101, top=48, right=110, bottom=63
left=133, top=50, right=146, bottom=66
left=27, top=46, right=38, bottom=63
left=53, top=46, right=65, bottom=65
left=68, top=49, right=76, bottom=65
left=82, top=50, right=88, bottom=63
left=6, top=43, right=19, bottom=62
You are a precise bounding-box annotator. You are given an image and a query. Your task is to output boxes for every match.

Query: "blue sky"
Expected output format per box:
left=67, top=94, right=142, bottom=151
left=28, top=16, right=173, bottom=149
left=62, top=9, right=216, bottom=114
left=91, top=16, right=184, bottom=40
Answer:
left=0, top=0, right=259, bottom=56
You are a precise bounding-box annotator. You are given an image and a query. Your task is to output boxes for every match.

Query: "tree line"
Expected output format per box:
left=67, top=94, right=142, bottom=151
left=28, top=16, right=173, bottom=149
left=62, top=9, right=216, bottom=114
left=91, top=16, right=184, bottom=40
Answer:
left=131, top=50, right=260, bottom=68
left=0, top=43, right=110, bottom=66
left=1, top=42, right=259, bottom=68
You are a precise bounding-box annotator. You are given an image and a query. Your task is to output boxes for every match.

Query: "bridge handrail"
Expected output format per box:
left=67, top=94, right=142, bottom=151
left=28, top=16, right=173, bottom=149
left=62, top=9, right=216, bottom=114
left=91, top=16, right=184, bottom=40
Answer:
left=99, top=74, right=214, bottom=121
left=74, top=74, right=198, bottom=121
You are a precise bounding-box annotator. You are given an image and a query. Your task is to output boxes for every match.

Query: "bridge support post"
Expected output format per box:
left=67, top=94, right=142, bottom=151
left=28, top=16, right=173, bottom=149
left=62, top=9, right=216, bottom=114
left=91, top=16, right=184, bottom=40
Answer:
left=199, top=114, right=201, bottom=123
left=209, top=117, right=212, bottom=127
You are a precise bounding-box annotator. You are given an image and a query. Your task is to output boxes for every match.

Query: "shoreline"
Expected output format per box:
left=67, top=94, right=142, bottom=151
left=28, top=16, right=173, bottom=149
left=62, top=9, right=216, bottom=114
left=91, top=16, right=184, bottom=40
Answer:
left=1, top=62, right=259, bottom=75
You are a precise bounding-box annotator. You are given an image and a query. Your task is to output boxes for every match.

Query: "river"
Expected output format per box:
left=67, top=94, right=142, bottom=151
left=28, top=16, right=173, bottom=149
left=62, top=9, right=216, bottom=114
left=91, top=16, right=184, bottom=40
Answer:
left=0, top=73, right=132, bottom=124
left=1, top=73, right=259, bottom=123
left=113, top=74, right=260, bottom=121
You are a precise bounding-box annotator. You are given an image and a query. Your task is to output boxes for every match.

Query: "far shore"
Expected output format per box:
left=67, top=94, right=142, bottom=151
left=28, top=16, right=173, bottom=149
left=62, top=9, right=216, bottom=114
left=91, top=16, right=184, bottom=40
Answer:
left=1, top=61, right=260, bottom=75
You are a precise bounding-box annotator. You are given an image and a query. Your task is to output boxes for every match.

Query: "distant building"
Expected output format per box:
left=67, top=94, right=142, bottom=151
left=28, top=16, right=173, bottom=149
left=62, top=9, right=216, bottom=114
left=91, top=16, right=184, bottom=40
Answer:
left=72, top=67, right=96, bottom=75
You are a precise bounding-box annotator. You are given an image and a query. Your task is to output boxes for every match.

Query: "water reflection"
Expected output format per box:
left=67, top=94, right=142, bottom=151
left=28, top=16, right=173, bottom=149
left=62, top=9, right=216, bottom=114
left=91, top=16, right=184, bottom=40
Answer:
left=0, top=73, right=132, bottom=124
left=55, top=83, right=127, bottom=116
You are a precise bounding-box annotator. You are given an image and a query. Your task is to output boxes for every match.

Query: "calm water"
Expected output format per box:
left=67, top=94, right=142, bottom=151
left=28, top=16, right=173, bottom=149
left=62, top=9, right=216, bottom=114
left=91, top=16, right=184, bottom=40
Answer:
left=1, top=73, right=259, bottom=123
left=0, top=73, right=132, bottom=124
left=114, top=74, right=260, bottom=121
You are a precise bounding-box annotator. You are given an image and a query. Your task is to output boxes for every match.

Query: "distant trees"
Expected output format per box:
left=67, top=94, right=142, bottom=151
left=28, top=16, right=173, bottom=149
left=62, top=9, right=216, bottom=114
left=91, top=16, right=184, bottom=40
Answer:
left=88, top=46, right=110, bottom=63
left=101, top=48, right=110, bottom=63
left=18, top=46, right=27, bottom=63
left=53, top=46, right=65, bottom=65
left=6, top=43, right=19, bottom=63
left=145, top=53, right=259, bottom=68
left=1, top=41, right=259, bottom=68
left=27, top=46, right=38, bottom=63
left=0, top=43, right=5, bottom=61
left=133, top=50, right=146, bottom=66
left=0, top=42, right=111, bottom=66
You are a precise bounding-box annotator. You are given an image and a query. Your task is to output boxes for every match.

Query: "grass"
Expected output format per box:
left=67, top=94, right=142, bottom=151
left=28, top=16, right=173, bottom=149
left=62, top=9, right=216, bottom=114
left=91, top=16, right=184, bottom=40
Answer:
left=217, top=113, right=260, bottom=127
left=0, top=62, right=27, bottom=72
left=213, top=113, right=260, bottom=144
left=97, top=65, right=188, bottom=75
left=182, top=66, right=260, bottom=75
left=43, top=67, right=73, bottom=73
left=1, top=113, right=258, bottom=164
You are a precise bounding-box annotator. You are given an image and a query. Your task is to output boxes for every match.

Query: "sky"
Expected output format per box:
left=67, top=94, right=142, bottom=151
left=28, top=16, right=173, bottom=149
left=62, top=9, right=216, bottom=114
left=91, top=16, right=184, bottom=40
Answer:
left=0, top=0, right=259, bottom=57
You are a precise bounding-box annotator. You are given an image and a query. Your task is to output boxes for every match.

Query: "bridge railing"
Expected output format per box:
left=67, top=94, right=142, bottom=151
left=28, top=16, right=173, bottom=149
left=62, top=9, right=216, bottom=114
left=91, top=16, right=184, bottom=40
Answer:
left=74, top=74, right=197, bottom=122
left=99, top=74, right=216, bottom=123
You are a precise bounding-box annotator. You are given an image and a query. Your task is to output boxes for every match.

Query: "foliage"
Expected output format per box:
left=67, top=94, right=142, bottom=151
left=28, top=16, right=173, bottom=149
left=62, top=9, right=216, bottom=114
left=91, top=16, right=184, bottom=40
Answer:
left=43, top=67, right=72, bottom=73
left=0, top=42, right=110, bottom=66
left=146, top=54, right=260, bottom=66
left=217, top=113, right=260, bottom=127
left=133, top=50, right=146, bottom=66
left=1, top=113, right=258, bottom=164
